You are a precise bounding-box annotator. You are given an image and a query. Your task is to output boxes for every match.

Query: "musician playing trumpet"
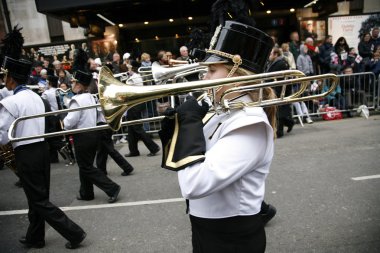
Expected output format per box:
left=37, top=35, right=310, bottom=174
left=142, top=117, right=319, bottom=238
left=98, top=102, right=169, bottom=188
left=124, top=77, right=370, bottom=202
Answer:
left=159, top=10, right=277, bottom=252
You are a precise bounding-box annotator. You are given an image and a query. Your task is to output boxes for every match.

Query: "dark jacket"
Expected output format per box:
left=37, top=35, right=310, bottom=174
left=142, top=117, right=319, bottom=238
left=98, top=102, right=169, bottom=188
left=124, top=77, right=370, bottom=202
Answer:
left=358, top=41, right=373, bottom=59
left=289, top=41, right=300, bottom=61
left=318, top=42, right=334, bottom=66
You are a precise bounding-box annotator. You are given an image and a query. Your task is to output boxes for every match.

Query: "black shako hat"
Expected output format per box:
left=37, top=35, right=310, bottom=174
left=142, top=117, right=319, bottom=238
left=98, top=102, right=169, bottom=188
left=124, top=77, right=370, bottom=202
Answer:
left=1, top=56, right=32, bottom=84
left=202, top=20, right=274, bottom=74
left=73, top=70, right=92, bottom=86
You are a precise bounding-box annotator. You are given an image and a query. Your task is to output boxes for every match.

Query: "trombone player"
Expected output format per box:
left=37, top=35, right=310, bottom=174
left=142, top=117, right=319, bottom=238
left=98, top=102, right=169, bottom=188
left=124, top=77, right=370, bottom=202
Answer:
left=159, top=2, right=278, bottom=250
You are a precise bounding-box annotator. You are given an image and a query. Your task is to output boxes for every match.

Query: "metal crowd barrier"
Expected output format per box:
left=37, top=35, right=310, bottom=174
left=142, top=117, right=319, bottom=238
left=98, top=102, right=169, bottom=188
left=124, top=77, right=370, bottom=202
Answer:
left=378, top=74, right=380, bottom=109
left=292, top=72, right=377, bottom=124
left=113, top=71, right=379, bottom=138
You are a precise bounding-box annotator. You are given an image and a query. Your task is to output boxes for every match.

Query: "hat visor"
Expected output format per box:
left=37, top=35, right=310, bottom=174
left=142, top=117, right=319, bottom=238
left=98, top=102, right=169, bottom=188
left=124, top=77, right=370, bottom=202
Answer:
left=199, top=54, right=229, bottom=66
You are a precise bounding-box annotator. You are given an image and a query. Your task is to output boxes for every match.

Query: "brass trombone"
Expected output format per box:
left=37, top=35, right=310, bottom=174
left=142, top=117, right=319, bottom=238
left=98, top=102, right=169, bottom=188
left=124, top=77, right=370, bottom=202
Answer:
left=8, top=67, right=338, bottom=142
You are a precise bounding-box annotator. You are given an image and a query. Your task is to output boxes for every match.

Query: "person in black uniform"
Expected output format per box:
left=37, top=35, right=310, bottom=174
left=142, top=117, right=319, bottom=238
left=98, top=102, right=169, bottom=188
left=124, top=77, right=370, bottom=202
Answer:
left=124, top=61, right=160, bottom=157
left=63, top=70, right=121, bottom=203
left=265, top=47, right=294, bottom=138
left=0, top=55, right=86, bottom=249
left=96, top=106, right=135, bottom=176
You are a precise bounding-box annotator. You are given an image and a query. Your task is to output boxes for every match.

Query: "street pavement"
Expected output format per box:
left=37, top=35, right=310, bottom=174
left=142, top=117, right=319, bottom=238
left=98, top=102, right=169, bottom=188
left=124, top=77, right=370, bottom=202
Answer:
left=0, top=115, right=379, bottom=253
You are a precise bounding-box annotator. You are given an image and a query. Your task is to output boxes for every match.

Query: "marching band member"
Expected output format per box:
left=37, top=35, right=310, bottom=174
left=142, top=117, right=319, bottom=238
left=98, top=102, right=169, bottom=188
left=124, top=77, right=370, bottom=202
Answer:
left=63, top=70, right=121, bottom=203
left=159, top=2, right=277, bottom=250
left=0, top=27, right=86, bottom=250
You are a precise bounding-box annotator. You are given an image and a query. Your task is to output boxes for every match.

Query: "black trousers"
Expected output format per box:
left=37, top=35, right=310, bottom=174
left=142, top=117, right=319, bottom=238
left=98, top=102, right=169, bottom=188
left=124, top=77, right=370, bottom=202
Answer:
left=15, top=141, right=84, bottom=243
left=96, top=127, right=134, bottom=174
left=127, top=124, right=159, bottom=155
left=190, top=214, right=266, bottom=253
left=73, top=132, right=119, bottom=199
left=127, top=106, right=159, bottom=155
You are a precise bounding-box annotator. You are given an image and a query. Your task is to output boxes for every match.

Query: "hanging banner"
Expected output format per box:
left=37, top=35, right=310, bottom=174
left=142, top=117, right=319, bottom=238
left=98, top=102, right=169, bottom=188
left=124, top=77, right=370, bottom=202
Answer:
left=328, top=15, right=374, bottom=51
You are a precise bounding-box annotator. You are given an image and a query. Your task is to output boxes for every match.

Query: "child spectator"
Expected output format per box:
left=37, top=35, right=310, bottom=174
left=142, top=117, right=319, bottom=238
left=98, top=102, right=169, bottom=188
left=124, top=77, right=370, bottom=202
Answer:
left=297, top=44, right=314, bottom=76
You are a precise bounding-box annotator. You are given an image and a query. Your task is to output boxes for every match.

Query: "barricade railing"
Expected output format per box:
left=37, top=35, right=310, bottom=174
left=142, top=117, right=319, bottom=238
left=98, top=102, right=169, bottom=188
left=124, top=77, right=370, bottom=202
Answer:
left=292, top=72, right=377, bottom=124
left=113, top=71, right=378, bottom=138
left=377, top=74, right=380, bottom=109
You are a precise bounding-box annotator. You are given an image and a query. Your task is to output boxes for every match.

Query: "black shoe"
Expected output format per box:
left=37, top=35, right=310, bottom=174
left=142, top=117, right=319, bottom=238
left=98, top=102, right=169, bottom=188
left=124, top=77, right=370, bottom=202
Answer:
left=261, top=204, right=277, bottom=225
left=108, top=185, right=121, bottom=203
left=124, top=153, right=140, bottom=157
left=76, top=193, right=94, bottom=201
left=276, top=131, right=284, bottom=138
left=286, top=123, right=294, bottom=133
left=121, top=167, right=134, bottom=176
left=147, top=147, right=160, bottom=157
left=65, top=232, right=86, bottom=249
left=19, top=237, right=45, bottom=248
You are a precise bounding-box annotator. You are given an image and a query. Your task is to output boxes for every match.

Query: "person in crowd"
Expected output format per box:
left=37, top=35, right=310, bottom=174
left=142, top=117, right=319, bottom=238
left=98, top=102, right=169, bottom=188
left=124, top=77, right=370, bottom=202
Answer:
left=340, top=66, right=367, bottom=111
left=68, top=44, right=76, bottom=61
left=358, top=32, right=374, bottom=71
left=119, top=52, right=130, bottom=73
left=369, top=49, right=380, bottom=76
left=56, top=82, right=74, bottom=109
left=329, top=50, right=343, bottom=74
left=166, top=51, right=174, bottom=62
left=57, top=68, right=72, bottom=87
left=111, top=52, right=121, bottom=74
left=30, top=60, right=43, bottom=85
left=153, top=50, right=169, bottom=69
left=266, top=47, right=294, bottom=137
left=37, top=69, right=48, bottom=92
left=318, top=35, right=334, bottom=74
left=305, top=37, right=319, bottom=74
left=63, top=70, right=121, bottom=203
left=370, top=27, right=380, bottom=52
left=41, top=75, right=66, bottom=163
left=346, top=47, right=362, bottom=73
left=297, top=44, right=314, bottom=76
left=321, top=79, right=345, bottom=110
left=176, top=46, right=190, bottom=61
left=295, top=44, right=314, bottom=124
left=43, top=58, right=54, bottom=76
left=159, top=18, right=277, bottom=252
left=124, top=61, right=161, bottom=157
left=334, top=37, right=350, bottom=67
left=53, top=60, right=72, bottom=80
left=140, top=52, right=152, bottom=67
left=0, top=33, right=86, bottom=249
left=289, top=31, right=301, bottom=61
left=281, top=42, right=296, bottom=69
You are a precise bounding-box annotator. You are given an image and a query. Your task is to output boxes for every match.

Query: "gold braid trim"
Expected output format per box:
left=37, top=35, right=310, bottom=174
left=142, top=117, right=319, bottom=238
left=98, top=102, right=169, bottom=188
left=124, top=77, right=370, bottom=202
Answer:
left=205, top=49, right=242, bottom=77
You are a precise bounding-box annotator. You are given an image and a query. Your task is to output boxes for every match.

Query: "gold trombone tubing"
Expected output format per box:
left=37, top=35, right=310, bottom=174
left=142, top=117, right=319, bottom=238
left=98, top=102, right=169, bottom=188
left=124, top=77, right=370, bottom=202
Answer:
left=98, top=67, right=308, bottom=131
left=220, top=74, right=338, bottom=110
left=8, top=68, right=336, bottom=142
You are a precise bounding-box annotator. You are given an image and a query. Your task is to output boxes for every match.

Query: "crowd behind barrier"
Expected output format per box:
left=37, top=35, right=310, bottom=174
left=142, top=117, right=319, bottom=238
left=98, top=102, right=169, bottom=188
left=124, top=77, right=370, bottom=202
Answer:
left=2, top=28, right=380, bottom=140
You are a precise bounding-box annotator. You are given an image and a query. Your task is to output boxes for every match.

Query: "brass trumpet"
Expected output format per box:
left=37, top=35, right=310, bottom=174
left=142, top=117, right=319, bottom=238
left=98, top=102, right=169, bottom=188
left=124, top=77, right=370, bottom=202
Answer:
left=8, top=66, right=338, bottom=142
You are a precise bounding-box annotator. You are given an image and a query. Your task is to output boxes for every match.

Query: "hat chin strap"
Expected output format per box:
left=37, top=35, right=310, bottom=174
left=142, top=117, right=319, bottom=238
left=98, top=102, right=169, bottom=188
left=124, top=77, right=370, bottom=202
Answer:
left=206, top=49, right=242, bottom=77
left=206, top=50, right=243, bottom=96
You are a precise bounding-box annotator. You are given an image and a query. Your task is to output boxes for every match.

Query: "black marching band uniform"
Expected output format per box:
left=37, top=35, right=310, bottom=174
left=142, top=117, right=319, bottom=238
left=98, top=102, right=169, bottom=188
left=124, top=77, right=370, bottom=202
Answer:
left=96, top=94, right=135, bottom=176
left=63, top=70, right=121, bottom=203
left=0, top=45, right=86, bottom=249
